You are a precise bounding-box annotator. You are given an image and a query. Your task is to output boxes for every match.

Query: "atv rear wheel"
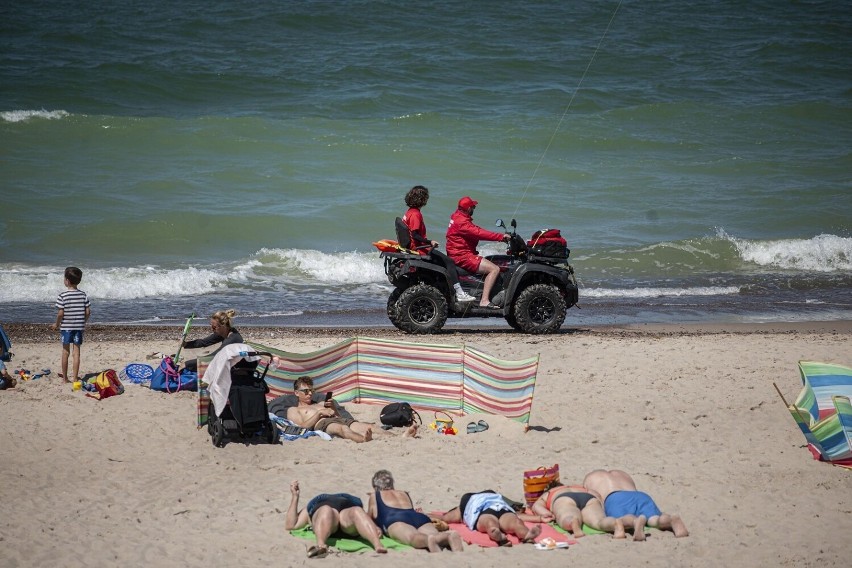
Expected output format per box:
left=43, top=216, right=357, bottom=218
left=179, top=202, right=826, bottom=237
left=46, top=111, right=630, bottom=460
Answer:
left=386, top=288, right=403, bottom=330
left=513, top=283, right=566, bottom=334
left=396, top=283, right=448, bottom=334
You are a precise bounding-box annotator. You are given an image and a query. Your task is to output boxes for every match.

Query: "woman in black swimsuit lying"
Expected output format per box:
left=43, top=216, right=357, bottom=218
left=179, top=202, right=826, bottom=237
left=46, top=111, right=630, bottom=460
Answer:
left=367, top=469, right=464, bottom=553
left=531, top=480, right=626, bottom=539
left=284, top=479, right=387, bottom=558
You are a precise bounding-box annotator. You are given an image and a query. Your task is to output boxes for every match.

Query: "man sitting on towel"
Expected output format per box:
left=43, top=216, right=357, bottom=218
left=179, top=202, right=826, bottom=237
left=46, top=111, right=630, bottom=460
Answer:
left=286, top=376, right=418, bottom=443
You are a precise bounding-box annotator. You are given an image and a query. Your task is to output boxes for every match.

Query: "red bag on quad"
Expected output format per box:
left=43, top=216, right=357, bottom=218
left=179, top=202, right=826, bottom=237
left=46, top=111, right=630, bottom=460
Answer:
left=527, top=229, right=568, bottom=259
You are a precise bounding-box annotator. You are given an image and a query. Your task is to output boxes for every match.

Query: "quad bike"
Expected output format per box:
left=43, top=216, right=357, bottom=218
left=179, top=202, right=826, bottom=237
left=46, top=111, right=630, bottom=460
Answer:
left=375, top=218, right=579, bottom=334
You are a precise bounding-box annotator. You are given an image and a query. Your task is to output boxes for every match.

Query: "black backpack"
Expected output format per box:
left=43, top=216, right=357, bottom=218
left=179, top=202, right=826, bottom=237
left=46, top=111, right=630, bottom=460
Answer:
left=380, top=402, right=421, bottom=427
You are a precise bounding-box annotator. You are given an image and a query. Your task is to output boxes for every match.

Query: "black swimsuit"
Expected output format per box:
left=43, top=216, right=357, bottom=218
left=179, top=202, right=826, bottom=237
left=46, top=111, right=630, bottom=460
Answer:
left=374, top=491, right=431, bottom=534
left=306, top=493, right=362, bottom=518
left=552, top=491, right=595, bottom=510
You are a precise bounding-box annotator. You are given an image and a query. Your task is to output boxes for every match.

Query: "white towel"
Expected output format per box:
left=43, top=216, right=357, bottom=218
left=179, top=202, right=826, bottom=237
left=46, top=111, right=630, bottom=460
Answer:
left=463, top=492, right=513, bottom=530
left=206, top=343, right=261, bottom=418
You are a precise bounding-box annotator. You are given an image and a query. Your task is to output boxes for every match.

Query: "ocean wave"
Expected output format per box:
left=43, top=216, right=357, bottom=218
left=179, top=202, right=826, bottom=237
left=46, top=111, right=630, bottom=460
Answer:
left=0, top=249, right=387, bottom=303
left=256, top=248, right=386, bottom=284
left=719, top=230, right=852, bottom=272
left=0, top=109, right=69, bottom=122
left=0, top=265, right=232, bottom=302
left=582, top=286, right=741, bottom=299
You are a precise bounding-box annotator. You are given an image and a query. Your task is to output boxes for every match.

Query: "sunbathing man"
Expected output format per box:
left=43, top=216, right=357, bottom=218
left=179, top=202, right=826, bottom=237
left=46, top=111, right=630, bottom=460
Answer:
left=368, top=469, right=464, bottom=552
left=285, top=479, right=387, bottom=558
left=437, top=490, right=547, bottom=546
left=286, top=376, right=417, bottom=443
left=582, top=469, right=689, bottom=541
left=531, top=480, right=625, bottom=539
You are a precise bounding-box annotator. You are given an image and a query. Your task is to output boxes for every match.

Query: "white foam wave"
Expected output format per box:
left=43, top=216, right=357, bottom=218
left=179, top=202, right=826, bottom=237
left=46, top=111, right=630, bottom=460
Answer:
left=583, top=286, right=741, bottom=299
left=257, top=248, right=386, bottom=284
left=0, top=265, right=231, bottom=302
left=0, top=109, right=69, bottom=122
left=719, top=230, right=852, bottom=272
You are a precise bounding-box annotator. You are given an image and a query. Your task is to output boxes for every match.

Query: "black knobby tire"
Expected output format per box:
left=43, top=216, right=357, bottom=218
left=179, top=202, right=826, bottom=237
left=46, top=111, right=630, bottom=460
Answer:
left=396, top=283, right=448, bottom=334
left=386, top=288, right=403, bottom=330
left=505, top=312, right=522, bottom=331
left=512, top=283, right=566, bottom=334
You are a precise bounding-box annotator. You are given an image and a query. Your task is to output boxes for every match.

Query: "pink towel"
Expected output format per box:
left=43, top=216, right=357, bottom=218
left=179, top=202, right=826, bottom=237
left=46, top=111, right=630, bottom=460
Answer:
left=443, top=519, right=576, bottom=548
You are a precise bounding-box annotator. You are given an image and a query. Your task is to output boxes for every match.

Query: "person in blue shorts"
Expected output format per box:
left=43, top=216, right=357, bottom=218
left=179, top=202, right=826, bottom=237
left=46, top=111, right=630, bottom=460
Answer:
left=49, top=267, right=91, bottom=383
left=367, top=469, right=464, bottom=552
left=583, top=469, right=689, bottom=541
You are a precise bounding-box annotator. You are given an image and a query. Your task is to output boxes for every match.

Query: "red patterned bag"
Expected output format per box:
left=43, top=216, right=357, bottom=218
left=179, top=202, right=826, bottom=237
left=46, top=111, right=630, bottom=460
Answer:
left=523, top=463, right=560, bottom=507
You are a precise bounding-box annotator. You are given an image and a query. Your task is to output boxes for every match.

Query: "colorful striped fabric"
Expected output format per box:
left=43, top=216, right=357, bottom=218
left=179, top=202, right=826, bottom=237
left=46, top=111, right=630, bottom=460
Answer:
left=788, top=361, right=852, bottom=468
left=196, top=337, right=538, bottom=428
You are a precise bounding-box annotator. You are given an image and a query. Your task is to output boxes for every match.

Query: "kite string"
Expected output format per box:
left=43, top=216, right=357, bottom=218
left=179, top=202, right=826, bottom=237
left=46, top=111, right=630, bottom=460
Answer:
left=512, top=0, right=622, bottom=218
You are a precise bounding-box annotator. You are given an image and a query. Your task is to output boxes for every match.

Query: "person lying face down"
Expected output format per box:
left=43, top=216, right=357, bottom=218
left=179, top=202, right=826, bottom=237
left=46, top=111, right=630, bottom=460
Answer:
left=531, top=480, right=625, bottom=539
left=284, top=479, right=386, bottom=559
left=582, top=469, right=689, bottom=541
left=367, top=469, right=464, bottom=552
left=436, top=490, right=546, bottom=546
left=285, top=376, right=418, bottom=442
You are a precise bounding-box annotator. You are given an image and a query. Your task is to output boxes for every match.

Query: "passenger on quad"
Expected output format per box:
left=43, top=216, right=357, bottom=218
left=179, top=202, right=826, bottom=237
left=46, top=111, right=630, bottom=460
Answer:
left=446, top=196, right=510, bottom=308
left=402, top=185, right=476, bottom=304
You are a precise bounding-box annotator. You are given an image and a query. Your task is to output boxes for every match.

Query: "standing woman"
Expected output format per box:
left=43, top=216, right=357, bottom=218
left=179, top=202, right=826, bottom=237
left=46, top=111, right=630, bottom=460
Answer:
left=402, top=185, right=476, bottom=303
left=181, top=309, right=244, bottom=372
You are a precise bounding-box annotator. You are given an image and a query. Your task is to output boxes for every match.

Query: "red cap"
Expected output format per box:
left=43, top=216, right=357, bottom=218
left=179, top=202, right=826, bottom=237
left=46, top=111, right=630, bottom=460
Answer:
left=458, top=196, right=478, bottom=210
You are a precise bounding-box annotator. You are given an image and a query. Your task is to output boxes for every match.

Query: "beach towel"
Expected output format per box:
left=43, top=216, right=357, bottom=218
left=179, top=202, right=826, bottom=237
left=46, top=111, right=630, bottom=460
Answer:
left=269, top=413, right=332, bottom=441
left=289, top=527, right=411, bottom=552
left=440, top=519, right=575, bottom=547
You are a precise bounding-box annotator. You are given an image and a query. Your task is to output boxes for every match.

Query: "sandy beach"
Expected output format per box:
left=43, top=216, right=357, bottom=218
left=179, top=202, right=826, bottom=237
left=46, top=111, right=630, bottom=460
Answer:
left=1, top=321, right=850, bottom=567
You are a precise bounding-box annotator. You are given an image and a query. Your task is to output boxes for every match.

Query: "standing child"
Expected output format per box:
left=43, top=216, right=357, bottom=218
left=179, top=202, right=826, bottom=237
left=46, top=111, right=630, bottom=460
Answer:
left=49, top=267, right=91, bottom=382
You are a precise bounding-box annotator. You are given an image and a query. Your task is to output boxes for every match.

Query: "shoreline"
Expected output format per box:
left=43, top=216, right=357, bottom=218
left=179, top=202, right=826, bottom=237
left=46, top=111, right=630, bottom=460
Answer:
left=5, top=320, right=852, bottom=344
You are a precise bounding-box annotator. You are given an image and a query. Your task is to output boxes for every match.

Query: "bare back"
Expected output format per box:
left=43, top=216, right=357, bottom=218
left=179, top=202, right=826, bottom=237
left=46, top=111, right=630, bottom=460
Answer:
left=379, top=489, right=415, bottom=510
left=582, top=469, right=637, bottom=503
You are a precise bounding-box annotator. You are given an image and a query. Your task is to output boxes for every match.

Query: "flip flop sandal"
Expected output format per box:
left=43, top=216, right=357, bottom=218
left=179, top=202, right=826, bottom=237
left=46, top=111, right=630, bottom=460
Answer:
left=466, top=422, right=478, bottom=434
left=476, top=419, right=489, bottom=432
left=307, top=545, right=328, bottom=559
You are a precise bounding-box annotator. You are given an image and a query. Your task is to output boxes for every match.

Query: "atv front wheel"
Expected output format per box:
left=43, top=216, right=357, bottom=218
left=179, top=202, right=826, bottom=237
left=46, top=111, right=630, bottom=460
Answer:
left=396, top=283, right=448, bottom=334
left=505, top=312, right=522, bottom=331
left=513, top=283, right=566, bottom=334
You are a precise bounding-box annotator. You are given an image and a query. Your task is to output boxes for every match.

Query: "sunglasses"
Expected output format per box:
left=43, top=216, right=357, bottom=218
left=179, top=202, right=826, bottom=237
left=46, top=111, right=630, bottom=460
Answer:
left=297, top=388, right=314, bottom=394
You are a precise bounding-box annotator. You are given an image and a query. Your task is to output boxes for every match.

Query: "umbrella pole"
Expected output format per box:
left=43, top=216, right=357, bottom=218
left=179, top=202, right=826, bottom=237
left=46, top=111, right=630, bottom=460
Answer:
left=773, top=382, right=810, bottom=425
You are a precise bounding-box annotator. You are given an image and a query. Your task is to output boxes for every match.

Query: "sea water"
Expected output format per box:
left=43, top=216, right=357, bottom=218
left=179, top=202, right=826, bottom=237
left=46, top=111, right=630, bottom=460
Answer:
left=1, top=0, right=850, bottom=327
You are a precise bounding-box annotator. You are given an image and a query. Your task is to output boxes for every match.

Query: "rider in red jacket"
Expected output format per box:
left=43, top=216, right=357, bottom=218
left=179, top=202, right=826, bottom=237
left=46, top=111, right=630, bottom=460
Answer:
left=402, top=185, right=475, bottom=303
left=446, top=196, right=509, bottom=308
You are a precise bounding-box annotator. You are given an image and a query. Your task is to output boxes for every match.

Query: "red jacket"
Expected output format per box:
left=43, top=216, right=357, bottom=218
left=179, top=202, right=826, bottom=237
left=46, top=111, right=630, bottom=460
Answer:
left=402, top=207, right=430, bottom=255
left=445, top=209, right=505, bottom=271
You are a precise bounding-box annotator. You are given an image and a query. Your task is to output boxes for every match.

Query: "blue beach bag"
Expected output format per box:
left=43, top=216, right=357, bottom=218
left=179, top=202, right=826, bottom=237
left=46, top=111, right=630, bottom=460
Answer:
left=150, top=357, right=197, bottom=393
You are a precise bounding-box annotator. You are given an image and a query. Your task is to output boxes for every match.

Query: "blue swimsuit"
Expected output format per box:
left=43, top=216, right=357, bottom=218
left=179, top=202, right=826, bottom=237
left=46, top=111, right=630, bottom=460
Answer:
left=374, top=491, right=432, bottom=534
